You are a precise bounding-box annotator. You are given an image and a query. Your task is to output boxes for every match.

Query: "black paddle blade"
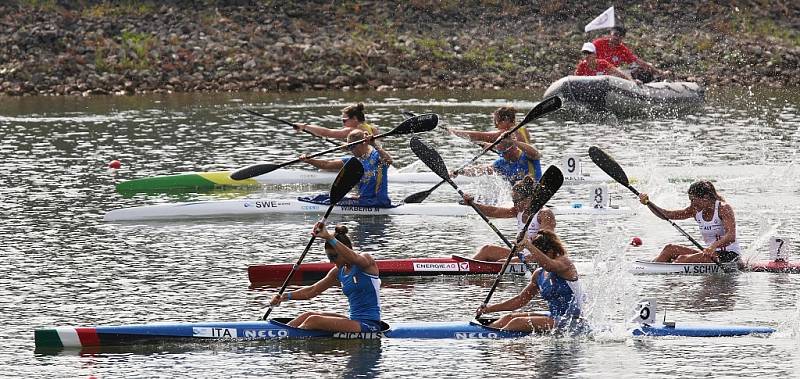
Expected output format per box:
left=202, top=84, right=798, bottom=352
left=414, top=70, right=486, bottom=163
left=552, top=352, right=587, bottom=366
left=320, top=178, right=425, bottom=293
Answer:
left=390, top=114, right=438, bottom=136
left=329, top=158, right=364, bottom=203
left=588, top=146, right=630, bottom=187
left=527, top=165, right=564, bottom=215
left=410, top=136, right=450, bottom=181
left=402, top=188, right=434, bottom=204
left=230, top=163, right=282, bottom=180
left=518, top=96, right=562, bottom=127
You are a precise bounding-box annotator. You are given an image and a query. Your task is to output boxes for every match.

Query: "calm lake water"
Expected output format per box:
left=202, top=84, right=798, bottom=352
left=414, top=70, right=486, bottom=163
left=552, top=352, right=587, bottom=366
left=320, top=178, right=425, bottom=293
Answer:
left=2, top=87, right=800, bottom=378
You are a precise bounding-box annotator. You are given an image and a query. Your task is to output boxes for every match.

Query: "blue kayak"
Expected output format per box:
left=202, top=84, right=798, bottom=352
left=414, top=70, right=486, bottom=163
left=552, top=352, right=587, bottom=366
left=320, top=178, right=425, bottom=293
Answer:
left=34, top=317, right=774, bottom=350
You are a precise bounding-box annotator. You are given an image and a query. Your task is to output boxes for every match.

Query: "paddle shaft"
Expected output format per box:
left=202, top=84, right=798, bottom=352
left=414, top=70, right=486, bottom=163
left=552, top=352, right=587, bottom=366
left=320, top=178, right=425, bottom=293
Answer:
left=244, top=109, right=339, bottom=146
left=623, top=185, right=705, bottom=251
left=262, top=208, right=335, bottom=320
left=271, top=128, right=400, bottom=172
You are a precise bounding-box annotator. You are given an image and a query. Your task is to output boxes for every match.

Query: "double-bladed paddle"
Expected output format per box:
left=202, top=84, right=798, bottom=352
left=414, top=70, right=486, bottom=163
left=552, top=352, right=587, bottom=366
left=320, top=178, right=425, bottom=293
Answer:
left=477, top=165, right=564, bottom=318
left=403, top=96, right=561, bottom=204
left=231, top=113, right=438, bottom=181
left=587, top=146, right=733, bottom=272
left=243, top=109, right=339, bottom=146
left=410, top=136, right=536, bottom=271
left=262, top=158, right=365, bottom=320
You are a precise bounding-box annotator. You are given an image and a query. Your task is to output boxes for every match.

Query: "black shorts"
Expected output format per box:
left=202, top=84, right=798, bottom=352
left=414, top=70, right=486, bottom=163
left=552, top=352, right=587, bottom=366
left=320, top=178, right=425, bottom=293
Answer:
left=717, top=250, right=740, bottom=263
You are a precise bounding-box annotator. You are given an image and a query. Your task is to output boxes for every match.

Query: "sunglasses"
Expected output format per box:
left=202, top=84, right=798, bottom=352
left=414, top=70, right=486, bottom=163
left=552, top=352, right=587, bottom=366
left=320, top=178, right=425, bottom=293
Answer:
left=341, top=117, right=351, bottom=124
left=496, top=145, right=514, bottom=154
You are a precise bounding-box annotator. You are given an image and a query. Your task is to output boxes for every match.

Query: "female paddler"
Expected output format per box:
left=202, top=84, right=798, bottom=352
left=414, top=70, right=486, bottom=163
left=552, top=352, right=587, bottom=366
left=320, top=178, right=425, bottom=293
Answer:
left=462, top=175, right=556, bottom=262
left=638, top=180, right=740, bottom=263
left=270, top=222, right=383, bottom=333
left=476, top=230, right=584, bottom=332
left=299, top=129, right=393, bottom=207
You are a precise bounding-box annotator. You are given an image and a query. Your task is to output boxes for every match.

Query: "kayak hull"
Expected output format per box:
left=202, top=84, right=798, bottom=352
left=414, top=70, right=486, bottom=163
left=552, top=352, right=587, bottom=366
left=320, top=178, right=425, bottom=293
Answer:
left=34, top=319, right=774, bottom=350
left=633, top=324, right=774, bottom=337
left=629, top=260, right=738, bottom=275
left=745, top=260, right=800, bottom=273
left=35, top=319, right=530, bottom=349
left=116, top=168, right=606, bottom=193
left=248, top=255, right=527, bottom=284
left=103, top=198, right=635, bottom=222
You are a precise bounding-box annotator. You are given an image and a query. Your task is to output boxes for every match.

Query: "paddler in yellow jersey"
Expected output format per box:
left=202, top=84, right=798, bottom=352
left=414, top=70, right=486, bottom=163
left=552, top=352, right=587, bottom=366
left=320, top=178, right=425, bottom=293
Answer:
left=448, top=106, right=533, bottom=146
left=293, top=103, right=379, bottom=140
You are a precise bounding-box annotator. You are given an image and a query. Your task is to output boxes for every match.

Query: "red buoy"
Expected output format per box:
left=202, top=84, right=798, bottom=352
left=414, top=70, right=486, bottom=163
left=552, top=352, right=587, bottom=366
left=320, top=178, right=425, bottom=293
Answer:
left=109, top=159, right=121, bottom=169
left=630, top=237, right=643, bottom=247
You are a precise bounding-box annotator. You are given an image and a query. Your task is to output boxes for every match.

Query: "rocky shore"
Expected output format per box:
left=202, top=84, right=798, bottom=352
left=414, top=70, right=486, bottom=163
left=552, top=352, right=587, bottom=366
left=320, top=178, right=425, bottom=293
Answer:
left=1, top=1, right=798, bottom=97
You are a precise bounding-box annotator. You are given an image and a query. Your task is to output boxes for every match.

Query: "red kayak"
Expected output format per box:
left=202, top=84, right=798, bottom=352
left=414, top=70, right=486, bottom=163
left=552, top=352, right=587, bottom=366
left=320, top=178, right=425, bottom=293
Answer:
left=248, top=255, right=527, bottom=284
left=745, top=260, right=800, bottom=273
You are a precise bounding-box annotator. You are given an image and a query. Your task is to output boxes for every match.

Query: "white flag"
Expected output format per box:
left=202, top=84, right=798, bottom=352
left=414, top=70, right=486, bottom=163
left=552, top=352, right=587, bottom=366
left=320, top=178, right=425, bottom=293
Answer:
left=584, top=6, right=615, bottom=32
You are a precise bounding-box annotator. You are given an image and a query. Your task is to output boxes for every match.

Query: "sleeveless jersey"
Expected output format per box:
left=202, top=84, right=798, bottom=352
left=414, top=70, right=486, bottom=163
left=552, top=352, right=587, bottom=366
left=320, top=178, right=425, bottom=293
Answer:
left=338, top=264, right=382, bottom=321
left=516, top=211, right=541, bottom=238
left=536, top=269, right=583, bottom=320
left=695, top=200, right=740, bottom=253
left=343, top=148, right=391, bottom=207
left=493, top=150, right=542, bottom=183
left=358, top=122, right=377, bottom=135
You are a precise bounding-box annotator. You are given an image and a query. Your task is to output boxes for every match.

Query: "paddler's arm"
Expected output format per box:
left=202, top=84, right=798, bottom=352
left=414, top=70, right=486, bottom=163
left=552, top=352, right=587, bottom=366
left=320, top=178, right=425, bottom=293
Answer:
left=366, top=135, right=392, bottom=165
left=295, top=123, right=352, bottom=140
left=461, top=193, right=515, bottom=217
left=449, top=128, right=502, bottom=143
left=299, top=154, right=345, bottom=171
left=315, top=222, right=379, bottom=276
left=478, top=273, right=538, bottom=315
left=453, top=164, right=492, bottom=177
left=521, top=240, right=577, bottom=280
left=271, top=268, right=338, bottom=305
left=638, top=193, right=693, bottom=220
left=514, top=140, right=542, bottom=160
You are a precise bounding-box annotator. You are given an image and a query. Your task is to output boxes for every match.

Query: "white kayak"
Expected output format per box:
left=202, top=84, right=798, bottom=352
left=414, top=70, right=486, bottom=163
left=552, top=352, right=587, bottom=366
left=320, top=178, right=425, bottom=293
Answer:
left=628, top=260, right=739, bottom=275
left=104, top=198, right=635, bottom=222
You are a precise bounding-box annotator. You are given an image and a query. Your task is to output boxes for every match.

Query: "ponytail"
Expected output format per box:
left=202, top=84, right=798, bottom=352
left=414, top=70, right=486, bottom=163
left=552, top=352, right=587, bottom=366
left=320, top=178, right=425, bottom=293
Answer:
left=325, top=225, right=353, bottom=249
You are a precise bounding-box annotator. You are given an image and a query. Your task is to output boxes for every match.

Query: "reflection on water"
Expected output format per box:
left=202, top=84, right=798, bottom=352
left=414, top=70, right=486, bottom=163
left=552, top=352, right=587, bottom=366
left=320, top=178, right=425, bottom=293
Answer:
left=4, top=88, right=800, bottom=377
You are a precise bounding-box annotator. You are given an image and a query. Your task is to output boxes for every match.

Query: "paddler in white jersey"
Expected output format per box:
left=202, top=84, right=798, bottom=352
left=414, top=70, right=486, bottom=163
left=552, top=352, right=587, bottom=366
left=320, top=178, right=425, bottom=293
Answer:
left=639, top=180, right=741, bottom=263
left=461, top=175, right=556, bottom=262
left=292, top=103, right=379, bottom=141
left=270, top=223, right=383, bottom=333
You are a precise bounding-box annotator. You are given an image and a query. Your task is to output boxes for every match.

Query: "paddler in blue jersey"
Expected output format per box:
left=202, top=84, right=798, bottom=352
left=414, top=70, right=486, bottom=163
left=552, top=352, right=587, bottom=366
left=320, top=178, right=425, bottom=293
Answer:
left=299, top=129, right=393, bottom=207
left=462, top=175, right=556, bottom=262
left=293, top=103, right=379, bottom=140
left=270, top=222, right=383, bottom=333
left=454, top=133, right=543, bottom=183
left=476, top=230, right=585, bottom=332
